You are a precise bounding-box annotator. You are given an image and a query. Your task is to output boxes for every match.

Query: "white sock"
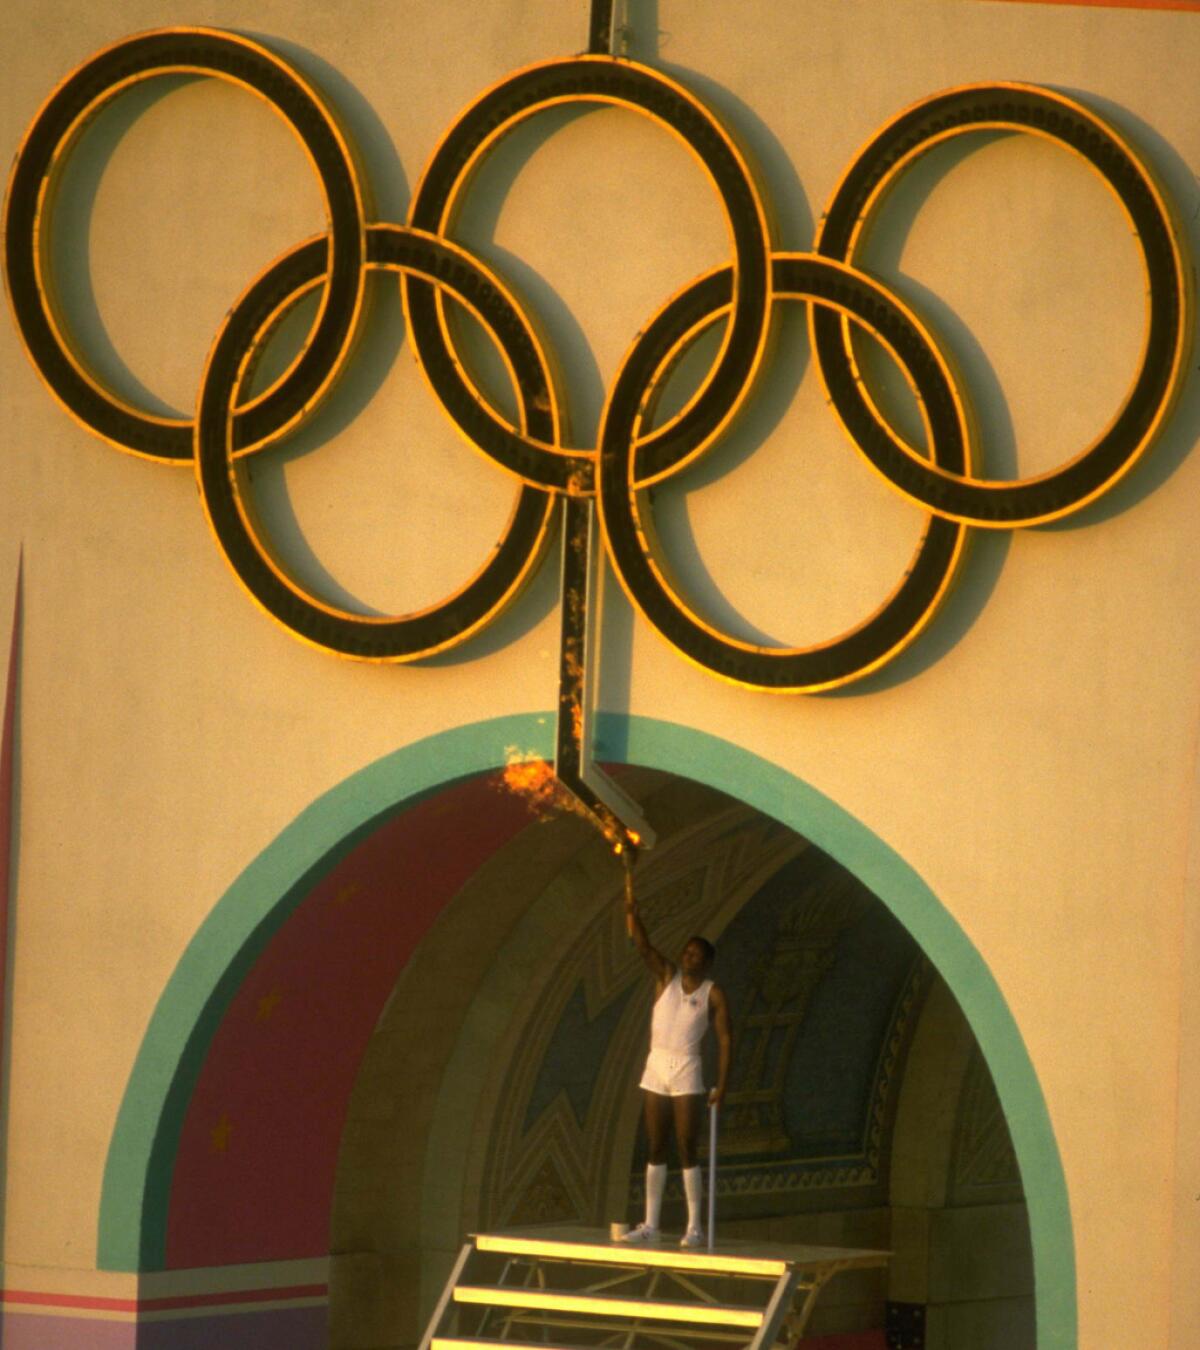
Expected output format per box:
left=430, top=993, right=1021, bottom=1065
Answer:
left=682, top=1166, right=703, bottom=1230
left=645, top=1163, right=667, bottom=1228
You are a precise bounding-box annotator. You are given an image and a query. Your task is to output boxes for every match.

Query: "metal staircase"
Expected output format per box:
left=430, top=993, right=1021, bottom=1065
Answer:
left=418, top=1226, right=888, bottom=1350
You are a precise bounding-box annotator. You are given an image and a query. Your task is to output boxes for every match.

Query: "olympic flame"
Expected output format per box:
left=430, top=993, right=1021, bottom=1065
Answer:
left=497, top=746, right=633, bottom=856
left=498, top=748, right=564, bottom=815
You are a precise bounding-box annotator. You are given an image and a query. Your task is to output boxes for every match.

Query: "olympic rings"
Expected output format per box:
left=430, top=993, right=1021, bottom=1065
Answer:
left=597, top=255, right=969, bottom=691
left=406, top=55, right=772, bottom=493
left=4, top=28, right=367, bottom=463
left=195, top=225, right=557, bottom=659
left=813, top=83, right=1190, bottom=527
left=3, top=29, right=1192, bottom=686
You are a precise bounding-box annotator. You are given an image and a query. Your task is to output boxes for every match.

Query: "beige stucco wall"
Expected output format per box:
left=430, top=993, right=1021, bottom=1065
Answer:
left=2, top=1, right=1198, bottom=1347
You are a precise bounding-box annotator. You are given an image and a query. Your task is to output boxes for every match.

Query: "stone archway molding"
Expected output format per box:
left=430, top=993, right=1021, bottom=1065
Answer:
left=98, top=712, right=1074, bottom=1349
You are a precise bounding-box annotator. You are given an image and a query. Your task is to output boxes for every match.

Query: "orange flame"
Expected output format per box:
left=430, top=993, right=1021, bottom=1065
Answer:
left=499, top=749, right=564, bottom=816
left=497, top=746, right=628, bottom=854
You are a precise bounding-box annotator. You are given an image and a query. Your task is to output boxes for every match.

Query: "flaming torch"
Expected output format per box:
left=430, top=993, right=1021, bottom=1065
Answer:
left=622, top=843, right=637, bottom=937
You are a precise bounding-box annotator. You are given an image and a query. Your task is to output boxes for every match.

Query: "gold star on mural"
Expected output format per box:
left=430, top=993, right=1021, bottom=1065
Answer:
left=255, top=988, right=282, bottom=1021
left=210, top=1113, right=232, bottom=1155
left=333, top=882, right=360, bottom=906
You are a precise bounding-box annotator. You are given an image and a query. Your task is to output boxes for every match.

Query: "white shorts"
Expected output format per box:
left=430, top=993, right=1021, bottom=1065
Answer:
left=639, top=1047, right=705, bottom=1097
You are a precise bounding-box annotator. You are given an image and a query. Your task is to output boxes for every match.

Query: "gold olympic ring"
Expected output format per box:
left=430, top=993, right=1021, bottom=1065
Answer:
left=4, top=28, right=367, bottom=462
left=194, top=226, right=558, bottom=659
left=3, top=29, right=1191, bottom=685
left=597, top=254, right=970, bottom=691
left=813, top=83, right=1191, bottom=527
left=404, top=54, right=772, bottom=494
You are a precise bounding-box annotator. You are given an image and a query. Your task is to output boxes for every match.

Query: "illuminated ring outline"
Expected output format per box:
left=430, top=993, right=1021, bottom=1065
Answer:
left=814, top=83, right=1191, bottom=526
left=194, top=224, right=557, bottom=660
left=597, top=253, right=971, bottom=691
left=3, top=34, right=1192, bottom=684
left=3, top=27, right=367, bottom=464
left=406, top=54, right=773, bottom=494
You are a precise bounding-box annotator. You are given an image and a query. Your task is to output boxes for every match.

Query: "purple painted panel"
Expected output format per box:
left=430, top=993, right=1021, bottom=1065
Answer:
left=136, top=1305, right=327, bottom=1349
left=1, top=1312, right=135, bottom=1349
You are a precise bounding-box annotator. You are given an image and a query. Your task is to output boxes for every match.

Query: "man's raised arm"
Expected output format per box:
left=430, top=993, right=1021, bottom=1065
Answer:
left=624, top=883, right=673, bottom=988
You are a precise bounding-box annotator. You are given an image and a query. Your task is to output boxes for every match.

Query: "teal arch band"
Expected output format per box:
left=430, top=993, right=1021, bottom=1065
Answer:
left=98, top=712, right=1075, bottom=1348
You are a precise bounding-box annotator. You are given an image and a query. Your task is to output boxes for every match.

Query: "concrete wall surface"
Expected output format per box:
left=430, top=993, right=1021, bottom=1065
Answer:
left=2, top=1, right=1199, bottom=1347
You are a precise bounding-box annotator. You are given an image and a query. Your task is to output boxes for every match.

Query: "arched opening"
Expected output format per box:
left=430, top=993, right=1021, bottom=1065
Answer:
left=99, top=715, right=1070, bottom=1349
left=332, top=770, right=1034, bottom=1348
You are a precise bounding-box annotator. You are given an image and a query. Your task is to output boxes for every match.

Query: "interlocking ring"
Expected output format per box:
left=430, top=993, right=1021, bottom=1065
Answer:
left=813, top=83, right=1190, bottom=527
left=405, top=55, right=772, bottom=493
left=597, top=255, right=969, bottom=690
left=4, top=29, right=1191, bottom=686
left=4, top=28, right=367, bottom=462
left=195, top=226, right=557, bottom=658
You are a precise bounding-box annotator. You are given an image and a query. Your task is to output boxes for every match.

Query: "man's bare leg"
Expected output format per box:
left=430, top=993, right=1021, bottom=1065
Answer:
left=673, top=1093, right=706, bottom=1244
left=624, top=1090, right=671, bottom=1241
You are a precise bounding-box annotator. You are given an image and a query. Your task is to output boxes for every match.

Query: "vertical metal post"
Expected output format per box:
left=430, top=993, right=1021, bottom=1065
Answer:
left=707, top=1102, right=718, bottom=1250
left=554, top=495, right=655, bottom=850
left=588, top=0, right=616, bottom=53
left=555, top=494, right=591, bottom=794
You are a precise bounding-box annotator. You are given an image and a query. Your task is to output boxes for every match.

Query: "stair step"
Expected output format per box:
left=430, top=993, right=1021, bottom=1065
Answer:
left=452, top=1284, right=764, bottom=1327
left=432, top=1340, right=578, bottom=1350
left=474, top=1231, right=787, bottom=1278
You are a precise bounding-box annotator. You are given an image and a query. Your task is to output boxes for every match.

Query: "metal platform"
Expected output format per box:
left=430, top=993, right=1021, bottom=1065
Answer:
left=419, top=1225, right=889, bottom=1350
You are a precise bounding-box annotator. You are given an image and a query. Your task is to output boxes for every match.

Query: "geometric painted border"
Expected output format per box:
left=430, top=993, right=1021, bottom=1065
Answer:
left=0, top=1252, right=329, bottom=1349
left=98, top=711, right=1074, bottom=1349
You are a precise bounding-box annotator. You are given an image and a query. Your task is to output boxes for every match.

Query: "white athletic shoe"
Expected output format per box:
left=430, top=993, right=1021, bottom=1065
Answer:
left=620, top=1223, right=661, bottom=1244
left=680, top=1226, right=704, bottom=1248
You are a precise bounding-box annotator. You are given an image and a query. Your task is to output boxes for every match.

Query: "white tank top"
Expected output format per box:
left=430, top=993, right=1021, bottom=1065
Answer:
left=650, top=972, right=713, bottom=1055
